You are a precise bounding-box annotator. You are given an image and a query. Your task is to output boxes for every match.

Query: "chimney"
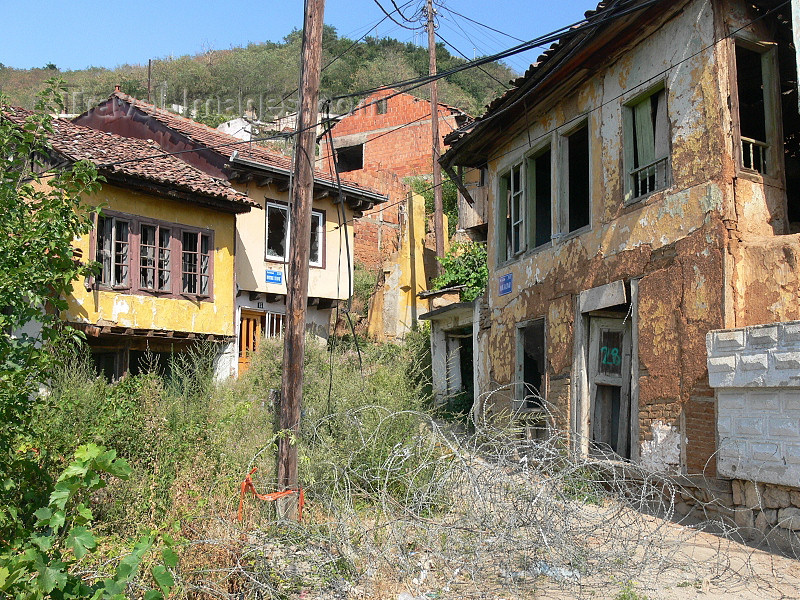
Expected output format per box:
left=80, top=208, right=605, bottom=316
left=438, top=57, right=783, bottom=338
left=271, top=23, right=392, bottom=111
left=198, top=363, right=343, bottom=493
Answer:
left=114, top=85, right=121, bottom=92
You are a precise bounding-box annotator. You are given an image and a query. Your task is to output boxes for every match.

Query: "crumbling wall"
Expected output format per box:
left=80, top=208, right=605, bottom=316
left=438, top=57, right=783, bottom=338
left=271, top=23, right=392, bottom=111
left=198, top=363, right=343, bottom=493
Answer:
left=729, top=234, right=800, bottom=328
left=478, top=0, right=729, bottom=472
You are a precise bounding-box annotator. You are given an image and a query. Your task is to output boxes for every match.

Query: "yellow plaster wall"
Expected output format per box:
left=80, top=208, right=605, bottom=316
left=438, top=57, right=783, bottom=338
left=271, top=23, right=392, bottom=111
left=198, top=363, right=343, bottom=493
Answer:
left=367, top=192, right=436, bottom=340
left=232, top=182, right=354, bottom=300
left=66, top=185, right=236, bottom=336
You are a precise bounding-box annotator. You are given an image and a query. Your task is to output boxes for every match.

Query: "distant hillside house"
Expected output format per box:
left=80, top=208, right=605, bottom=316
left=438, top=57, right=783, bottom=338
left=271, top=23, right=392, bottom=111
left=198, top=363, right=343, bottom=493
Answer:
left=74, top=91, right=387, bottom=376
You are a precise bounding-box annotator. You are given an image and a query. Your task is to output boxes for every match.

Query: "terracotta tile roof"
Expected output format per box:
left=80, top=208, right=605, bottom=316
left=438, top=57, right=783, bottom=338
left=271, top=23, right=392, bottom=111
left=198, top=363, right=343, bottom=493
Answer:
left=109, top=91, right=386, bottom=201
left=4, top=107, right=256, bottom=210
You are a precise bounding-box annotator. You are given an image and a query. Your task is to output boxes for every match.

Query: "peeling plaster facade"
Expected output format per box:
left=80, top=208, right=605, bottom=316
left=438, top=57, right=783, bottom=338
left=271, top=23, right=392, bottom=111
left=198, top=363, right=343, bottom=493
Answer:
left=442, top=0, right=800, bottom=478
left=67, top=183, right=241, bottom=380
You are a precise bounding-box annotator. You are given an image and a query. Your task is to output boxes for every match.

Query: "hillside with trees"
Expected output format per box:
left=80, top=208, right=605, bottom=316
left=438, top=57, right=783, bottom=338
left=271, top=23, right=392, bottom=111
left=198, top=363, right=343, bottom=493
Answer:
left=0, top=26, right=517, bottom=119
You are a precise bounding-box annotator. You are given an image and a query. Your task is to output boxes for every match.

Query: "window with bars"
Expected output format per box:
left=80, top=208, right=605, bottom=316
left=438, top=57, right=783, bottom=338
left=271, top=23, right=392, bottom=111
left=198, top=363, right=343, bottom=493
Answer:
left=96, top=216, right=130, bottom=288
left=624, top=85, right=670, bottom=201
left=266, top=312, right=286, bottom=338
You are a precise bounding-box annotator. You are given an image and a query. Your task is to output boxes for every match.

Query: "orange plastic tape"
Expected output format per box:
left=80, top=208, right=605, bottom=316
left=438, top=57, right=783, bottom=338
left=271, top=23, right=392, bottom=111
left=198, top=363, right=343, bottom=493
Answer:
left=237, top=467, right=303, bottom=522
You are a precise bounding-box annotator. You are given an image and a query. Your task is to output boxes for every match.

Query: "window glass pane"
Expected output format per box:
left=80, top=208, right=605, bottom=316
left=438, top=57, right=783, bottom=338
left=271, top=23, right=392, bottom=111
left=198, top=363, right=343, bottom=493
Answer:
left=182, top=231, right=198, bottom=294
left=96, top=216, right=112, bottom=285
left=309, top=212, right=322, bottom=265
left=199, top=234, right=211, bottom=295
left=158, top=228, right=171, bottom=291
left=598, top=329, right=623, bottom=377
left=113, top=221, right=129, bottom=286
left=266, top=205, right=289, bottom=260
left=140, top=224, right=156, bottom=289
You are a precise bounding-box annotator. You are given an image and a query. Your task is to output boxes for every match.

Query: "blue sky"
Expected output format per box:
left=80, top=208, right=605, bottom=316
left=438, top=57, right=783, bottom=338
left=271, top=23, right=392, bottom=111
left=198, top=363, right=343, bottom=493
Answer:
left=2, top=1, right=594, bottom=75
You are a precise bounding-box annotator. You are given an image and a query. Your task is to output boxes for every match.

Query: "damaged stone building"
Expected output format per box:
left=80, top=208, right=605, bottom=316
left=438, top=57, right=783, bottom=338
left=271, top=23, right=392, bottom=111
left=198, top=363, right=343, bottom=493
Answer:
left=441, top=0, right=800, bottom=535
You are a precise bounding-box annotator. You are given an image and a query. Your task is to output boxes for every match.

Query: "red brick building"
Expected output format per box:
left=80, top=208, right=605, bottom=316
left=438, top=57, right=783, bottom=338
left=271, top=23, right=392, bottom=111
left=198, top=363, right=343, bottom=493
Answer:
left=320, top=89, right=469, bottom=268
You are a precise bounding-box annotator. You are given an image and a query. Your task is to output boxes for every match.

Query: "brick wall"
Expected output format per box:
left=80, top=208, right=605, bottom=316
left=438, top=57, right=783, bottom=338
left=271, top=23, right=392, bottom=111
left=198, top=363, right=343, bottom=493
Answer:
left=320, top=89, right=465, bottom=268
left=707, top=321, right=800, bottom=487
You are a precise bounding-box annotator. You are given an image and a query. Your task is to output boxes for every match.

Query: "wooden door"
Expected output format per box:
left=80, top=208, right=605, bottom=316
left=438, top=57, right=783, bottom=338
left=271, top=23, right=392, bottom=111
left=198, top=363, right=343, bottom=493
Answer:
left=588, top=317, right=632, bottom=458
left=238, top=310, right=266, bottom=375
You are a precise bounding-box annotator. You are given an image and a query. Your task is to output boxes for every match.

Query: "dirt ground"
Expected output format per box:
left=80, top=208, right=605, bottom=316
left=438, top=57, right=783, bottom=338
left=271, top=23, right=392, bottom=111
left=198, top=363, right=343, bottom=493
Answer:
left=376, top=512, right=800, bottom=600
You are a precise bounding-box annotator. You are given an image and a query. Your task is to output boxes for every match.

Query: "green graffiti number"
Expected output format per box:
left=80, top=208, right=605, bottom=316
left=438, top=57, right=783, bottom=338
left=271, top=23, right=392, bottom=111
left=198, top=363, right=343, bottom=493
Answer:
left=600, top=346, right=622, bottom=367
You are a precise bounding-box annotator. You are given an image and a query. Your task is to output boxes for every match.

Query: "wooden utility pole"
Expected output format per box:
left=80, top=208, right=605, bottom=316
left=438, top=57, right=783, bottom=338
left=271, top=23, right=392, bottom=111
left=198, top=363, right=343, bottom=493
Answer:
left=277, top=0, right=326, bottom=502
left=147, top=59, right=152, bottom=103
left=426, top=0, right=445, bottom=263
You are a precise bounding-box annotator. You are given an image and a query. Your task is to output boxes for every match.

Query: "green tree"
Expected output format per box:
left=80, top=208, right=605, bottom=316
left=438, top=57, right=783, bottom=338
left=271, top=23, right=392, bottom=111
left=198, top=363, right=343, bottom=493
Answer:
left=0, top=79, right=102, bottom=531
left=431, top=241, right=488, bottom=301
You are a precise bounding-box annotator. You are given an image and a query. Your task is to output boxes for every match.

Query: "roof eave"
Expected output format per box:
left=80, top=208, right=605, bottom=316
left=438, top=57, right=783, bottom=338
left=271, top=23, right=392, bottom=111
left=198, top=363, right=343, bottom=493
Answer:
left=228, top=154, right=388, bottom=206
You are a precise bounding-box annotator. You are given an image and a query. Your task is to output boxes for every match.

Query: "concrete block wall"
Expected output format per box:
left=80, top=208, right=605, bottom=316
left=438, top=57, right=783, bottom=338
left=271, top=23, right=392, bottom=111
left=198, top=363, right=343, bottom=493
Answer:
left=707, top=321, right=800, bottom=486
left=707, top=321, right=800, bottom=546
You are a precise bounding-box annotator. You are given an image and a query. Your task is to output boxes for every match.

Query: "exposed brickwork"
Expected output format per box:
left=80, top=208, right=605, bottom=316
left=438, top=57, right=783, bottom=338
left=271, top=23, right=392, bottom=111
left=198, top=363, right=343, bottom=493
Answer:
left=684, top=395, right=717, bottom=476
left=320, top=89, right=467, bottom=267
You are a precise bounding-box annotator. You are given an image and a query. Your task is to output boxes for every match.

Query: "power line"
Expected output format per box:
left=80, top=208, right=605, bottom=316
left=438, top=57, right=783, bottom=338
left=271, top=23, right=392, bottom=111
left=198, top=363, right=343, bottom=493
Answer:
left=337, top=0, right=794, bottom=230
left=439, top=4, right=526, bottom=43
left=89, top=0, right=663, bottom=178
left=371, top=0, right=424, bottom=30
left=435, top=31, right=509, bottom=89
left=22, top=0, right=784, bottom=202
left=327, top=0, right=665, bottom=103
left=274, top=0, right=418, bottom=109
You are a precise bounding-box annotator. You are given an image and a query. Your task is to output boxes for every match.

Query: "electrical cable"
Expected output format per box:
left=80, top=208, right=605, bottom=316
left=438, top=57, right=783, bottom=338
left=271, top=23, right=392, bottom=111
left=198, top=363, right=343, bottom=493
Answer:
left=25, top=0, right=666, bottom=182
left=439, top=4, right=526, bottom=43
left=434, top=30, right=510, bottom=88
left=372, top=0, right=424, bottom=30
left=271, top=0, right=419, bottom=114
left=333, top=0, right=793, bottom=231
left=20, top=0, right=787, bottom=202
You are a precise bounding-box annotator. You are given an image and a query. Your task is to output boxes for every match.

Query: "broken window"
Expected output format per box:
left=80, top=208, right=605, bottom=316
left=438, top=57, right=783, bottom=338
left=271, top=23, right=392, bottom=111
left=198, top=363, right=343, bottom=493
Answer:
left=181, top=231, right=211, bottom=296
left=96, top=215, right=130, bottom=288
left=266, top=203, right=290, bottom=261
left=266, top=202, right=324, bottom=266
left=735, top=43, right=772, bottom=174
left=563, top=123, right=590, bottom=232
left=336, top=144, right=364, bottom=172
left=139, top=224, right=171, bottom=291
left=624, top=86, right=669, bottom=200
left=377, top=98, right=388, bottom=115
left=527, top=147, right=552, bottom=248
left=498, top=162, right=525, bottom=262
left=517, top=319, right=546, bottom=410
left=588, top=317, right=632, bottom=459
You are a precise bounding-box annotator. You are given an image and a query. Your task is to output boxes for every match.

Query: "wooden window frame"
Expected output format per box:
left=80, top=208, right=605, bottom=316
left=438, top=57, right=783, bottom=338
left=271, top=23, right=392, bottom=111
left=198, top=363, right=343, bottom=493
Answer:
left=91, top=210, right=214, bottom=301
left=730, top=37, right=781, bottom=182
left=622, top=82, right=670, bottom=203
left=496, top=161, right=526, bottom=265
left=265, top=201, right=326, bottom=269
left=557, top=119, right=592, bottom=238
left=96, top=214, right=131, bottom=290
